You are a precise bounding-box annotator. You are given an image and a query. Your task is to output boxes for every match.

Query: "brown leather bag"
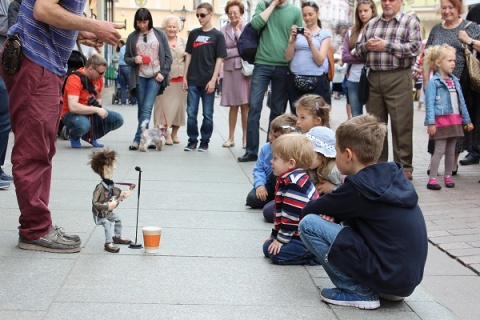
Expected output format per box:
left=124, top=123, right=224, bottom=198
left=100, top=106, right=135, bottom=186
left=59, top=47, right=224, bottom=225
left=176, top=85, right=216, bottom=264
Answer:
left=327, top=46, right=335, bottom=82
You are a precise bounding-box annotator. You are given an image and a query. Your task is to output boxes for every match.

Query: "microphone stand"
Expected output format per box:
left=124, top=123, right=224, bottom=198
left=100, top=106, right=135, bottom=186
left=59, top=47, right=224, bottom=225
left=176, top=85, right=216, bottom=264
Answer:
left=129, top=166, right=143, bottom=249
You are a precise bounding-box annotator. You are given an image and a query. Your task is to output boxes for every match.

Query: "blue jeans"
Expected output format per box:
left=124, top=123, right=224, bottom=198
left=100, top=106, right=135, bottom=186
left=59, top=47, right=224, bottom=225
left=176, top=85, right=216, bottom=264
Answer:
left=0, top=77, right=10, bottom=167
left=263, top=238, right=318, bottom=265
left=119, top=65, right=134, bottom=105
left=346, top=80, right=364, bottom=117
left=62, top=110, right=124, bottom=140
left=186, top=85, right=215, bottom=144
left=134, top=76, right=160, bottom=143
left=246, top=65, right=289, bottom=156
left=299, top=214, right=374, bottom=294
left=287, top=72, right=331, bottom=115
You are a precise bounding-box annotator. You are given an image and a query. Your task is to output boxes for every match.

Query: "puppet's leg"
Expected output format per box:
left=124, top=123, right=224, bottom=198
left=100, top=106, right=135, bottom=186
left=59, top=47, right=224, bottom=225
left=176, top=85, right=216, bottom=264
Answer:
left=109, top=213, right=122, bottom=238
left=110, top=213, right=132, bottom=244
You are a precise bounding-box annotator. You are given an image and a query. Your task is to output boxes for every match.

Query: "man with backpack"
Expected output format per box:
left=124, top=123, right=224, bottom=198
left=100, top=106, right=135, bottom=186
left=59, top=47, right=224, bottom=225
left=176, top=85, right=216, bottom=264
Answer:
left=62, top=54, right=124, bottom=148
left=238, top=0, right=302, bottom=162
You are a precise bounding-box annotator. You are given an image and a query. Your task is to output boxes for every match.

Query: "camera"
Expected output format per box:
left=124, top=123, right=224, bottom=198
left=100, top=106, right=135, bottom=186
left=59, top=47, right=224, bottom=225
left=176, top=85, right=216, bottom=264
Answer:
left=87, top=96, right=102, bottom=108
left=296, top=27, right=305, bottom=34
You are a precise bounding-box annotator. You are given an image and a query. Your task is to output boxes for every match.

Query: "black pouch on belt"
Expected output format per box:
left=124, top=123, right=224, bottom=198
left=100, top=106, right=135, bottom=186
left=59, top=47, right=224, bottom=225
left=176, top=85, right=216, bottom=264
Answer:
left=2, top=34, right=22, bottom=75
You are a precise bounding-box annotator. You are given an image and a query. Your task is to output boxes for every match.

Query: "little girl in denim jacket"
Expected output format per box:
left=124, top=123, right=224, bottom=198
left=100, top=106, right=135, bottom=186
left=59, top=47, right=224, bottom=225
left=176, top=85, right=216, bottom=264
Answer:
left=424, top=44, right=473, bottom=190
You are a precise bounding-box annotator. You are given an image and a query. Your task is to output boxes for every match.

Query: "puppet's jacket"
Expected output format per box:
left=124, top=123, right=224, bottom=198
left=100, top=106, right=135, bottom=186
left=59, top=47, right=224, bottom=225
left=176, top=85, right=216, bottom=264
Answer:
left=92, top=183, right=121, bottom=218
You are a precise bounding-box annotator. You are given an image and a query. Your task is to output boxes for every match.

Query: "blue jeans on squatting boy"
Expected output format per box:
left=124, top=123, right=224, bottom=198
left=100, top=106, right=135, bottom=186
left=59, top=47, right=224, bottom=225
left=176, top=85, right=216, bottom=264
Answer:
left=62, top=110, right=124, bottom=141
left=186, top=85, right=215, bottom=145
left=263, top=238, right=318, bottom=265
left=346, top=81, right=363, bottom=117
left=134, top=77, right=161, bottom=144
left=299, top=214, right=375, bottom=295
left=246, top=65, right=289, bottom=156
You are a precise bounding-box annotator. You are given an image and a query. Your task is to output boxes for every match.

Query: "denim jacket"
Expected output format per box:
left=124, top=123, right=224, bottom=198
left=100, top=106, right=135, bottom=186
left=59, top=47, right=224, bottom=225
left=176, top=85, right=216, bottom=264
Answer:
left=424, top=72, right=471, bottom=126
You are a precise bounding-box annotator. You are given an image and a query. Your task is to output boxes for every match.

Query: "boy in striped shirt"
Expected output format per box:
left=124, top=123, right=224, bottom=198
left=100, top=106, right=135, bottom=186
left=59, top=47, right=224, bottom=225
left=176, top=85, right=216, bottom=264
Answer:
left=263, top=133, right=319, bottom=265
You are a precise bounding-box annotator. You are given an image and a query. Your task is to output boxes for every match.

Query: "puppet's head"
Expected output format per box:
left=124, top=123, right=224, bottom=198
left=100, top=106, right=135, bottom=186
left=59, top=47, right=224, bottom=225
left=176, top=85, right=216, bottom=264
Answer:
left=89, top=150, right=117, bottom=179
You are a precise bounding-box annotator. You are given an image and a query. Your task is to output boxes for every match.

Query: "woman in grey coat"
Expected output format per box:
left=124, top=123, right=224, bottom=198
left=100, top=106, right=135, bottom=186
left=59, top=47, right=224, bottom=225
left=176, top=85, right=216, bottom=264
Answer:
left=125, top=8, right=172, bottom=150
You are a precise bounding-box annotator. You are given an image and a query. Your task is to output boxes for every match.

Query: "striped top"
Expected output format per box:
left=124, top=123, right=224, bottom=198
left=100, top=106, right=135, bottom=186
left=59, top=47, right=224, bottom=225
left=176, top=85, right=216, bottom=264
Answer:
left=271, top=169, right=319, bottom=244
left=8, top=0, right=85, bottom=76
left=356, top=11, right=422, bottom=71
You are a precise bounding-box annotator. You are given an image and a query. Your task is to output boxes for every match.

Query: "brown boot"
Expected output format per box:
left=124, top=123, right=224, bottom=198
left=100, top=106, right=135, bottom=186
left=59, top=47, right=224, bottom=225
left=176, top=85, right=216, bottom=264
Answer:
left=112, top=236, right=132, bottom=245
left=104, top=243, right=120, bottom=253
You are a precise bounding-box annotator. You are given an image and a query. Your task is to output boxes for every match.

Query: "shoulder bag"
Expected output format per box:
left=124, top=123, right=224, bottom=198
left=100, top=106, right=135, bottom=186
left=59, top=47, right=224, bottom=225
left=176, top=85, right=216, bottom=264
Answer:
left=463, top=22, right=480, bottom=91
left=327, top=46, right=335, bottom=82
left=241, top=59, right=254, bottom=76
left=358, top=66, right=369, bottom=105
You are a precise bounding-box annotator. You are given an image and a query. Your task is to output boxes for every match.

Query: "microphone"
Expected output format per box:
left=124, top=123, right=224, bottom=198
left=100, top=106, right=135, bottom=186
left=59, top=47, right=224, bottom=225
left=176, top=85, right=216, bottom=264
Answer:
left=135, top=166, right=142, bottom=172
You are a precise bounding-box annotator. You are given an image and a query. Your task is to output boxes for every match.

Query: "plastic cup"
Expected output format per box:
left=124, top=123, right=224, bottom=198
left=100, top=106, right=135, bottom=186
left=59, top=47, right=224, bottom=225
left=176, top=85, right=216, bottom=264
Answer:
left=142, top=226, right=162, bottom=253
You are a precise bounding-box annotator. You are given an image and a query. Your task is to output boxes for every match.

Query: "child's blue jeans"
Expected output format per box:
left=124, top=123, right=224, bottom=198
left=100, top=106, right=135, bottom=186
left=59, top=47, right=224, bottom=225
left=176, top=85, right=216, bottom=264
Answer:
left=263, top=238, right=318, bottom=265
left=299, top=214, right=374, bottom=295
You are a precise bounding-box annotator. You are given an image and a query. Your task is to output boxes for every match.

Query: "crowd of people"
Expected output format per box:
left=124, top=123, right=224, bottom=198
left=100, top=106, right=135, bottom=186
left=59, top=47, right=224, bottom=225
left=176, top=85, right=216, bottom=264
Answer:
left=0, top=0, right=479, bottom=311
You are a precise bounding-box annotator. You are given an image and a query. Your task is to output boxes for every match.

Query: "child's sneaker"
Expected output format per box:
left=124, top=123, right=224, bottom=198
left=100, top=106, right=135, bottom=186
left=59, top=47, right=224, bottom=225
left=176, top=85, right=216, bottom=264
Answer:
left=444, top=176, right=455, bottom=188
left=320, top=288, right=380, bottom=310
left=427, top=178, right=441, bottom=190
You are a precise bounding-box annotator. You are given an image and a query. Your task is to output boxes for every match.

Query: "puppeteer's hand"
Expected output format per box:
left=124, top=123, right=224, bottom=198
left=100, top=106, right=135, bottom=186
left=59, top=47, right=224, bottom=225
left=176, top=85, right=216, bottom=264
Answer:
left=92, top=21, right=124, bottom=46
left=122, top=190, right=132, bottom=199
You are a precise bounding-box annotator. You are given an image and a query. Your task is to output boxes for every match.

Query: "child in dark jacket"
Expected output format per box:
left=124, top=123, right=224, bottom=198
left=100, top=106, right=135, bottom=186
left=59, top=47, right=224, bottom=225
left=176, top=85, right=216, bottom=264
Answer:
left=299, top=114, right=428, bottom=310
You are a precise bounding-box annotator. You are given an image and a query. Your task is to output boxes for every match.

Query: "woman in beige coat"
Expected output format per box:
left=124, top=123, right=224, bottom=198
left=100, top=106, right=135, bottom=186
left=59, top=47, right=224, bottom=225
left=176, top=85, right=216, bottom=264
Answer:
left=153, top=15, right=187, bottom=145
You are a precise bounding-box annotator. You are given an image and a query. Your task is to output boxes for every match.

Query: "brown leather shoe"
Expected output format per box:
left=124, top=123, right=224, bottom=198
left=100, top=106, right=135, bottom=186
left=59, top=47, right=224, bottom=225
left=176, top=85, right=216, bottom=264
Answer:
left=104, top=243, right=120, bottom=253
left=112, top=236, right=132, bottom=245
left=404, top=171, right=413, bottom=181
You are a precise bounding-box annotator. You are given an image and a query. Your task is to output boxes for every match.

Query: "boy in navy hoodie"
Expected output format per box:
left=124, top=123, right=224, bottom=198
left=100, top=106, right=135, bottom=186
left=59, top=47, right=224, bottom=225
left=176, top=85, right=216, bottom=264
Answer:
left=300, top=114, right=428, bottom=310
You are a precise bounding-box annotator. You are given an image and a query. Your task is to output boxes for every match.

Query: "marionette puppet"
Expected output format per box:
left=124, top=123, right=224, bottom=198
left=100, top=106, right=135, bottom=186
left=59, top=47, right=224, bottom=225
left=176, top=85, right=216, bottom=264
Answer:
left=89, top=150, right=135, bottom=253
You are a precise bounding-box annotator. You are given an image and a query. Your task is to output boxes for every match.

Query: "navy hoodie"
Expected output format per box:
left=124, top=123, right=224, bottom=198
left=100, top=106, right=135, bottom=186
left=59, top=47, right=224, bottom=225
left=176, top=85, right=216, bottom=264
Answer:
left=302, top=162, right=428, bottom=297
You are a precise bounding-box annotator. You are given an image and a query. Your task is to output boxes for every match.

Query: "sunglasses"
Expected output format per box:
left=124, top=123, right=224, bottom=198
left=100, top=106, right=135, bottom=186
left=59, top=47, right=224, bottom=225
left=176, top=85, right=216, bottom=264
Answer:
left=196, top=13, right=209, bottom=18
left=301, top=1, right=319, bottom=9
left=94, top=68, right=105, bottom=76
left=143, top=34, right=147, bottom=43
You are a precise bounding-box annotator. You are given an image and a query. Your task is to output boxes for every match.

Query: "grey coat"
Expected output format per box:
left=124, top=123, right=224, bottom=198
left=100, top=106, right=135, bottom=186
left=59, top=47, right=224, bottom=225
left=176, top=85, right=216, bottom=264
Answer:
left=124, top=28, right=172, bottom=97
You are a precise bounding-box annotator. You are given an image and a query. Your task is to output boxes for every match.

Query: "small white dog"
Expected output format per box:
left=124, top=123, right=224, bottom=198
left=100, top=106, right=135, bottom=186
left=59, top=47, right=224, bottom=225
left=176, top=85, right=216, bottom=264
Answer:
left=139, top=120, right=167, bottom=152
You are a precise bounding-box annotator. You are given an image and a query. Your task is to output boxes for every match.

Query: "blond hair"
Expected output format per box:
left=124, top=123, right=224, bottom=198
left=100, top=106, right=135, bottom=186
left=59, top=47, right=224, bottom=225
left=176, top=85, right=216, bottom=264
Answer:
left=85, top=54, right=107, bottom=68
left=424, top=44, right=456, bottom=72
left=270, top=113, right=298, bottom=135
left=294, top=94, right=331, bottom=127
left=271, top=133, right=316, bottom=170
left=336, top=114, right=387, bottom=164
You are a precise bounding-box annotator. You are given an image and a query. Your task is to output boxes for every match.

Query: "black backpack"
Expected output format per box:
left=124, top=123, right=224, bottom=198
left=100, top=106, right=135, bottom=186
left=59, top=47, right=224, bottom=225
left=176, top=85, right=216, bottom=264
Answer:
left=237, top=2, right=270, bottom=64
left=66, top=42, right=87, bottom=75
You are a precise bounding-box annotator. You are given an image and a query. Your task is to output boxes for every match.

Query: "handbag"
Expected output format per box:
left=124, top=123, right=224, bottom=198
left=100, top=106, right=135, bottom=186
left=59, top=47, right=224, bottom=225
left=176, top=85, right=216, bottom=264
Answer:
left=464, top=45, right=480, bottom=91
left=241, top=59, right=254, bottom=76
left=2, top=34, right=22, bottom=75
left=327, top=46, right=335, bottom=82
left=105, top=64, right=117, bottom=80
left=358, top=66, right=369, bottom=105
left=463, top=22, right=480, bottom=91
left=293, top=74, right=321, bottom=92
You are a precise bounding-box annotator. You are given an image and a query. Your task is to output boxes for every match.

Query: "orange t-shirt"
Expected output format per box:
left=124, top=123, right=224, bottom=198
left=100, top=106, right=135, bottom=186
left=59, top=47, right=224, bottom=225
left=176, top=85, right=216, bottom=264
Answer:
left=61, top=68, right=104, bottom=118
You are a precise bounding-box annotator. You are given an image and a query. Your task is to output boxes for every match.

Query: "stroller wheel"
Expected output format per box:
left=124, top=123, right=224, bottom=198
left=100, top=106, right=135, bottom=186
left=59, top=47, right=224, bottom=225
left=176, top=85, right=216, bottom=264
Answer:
left=60, top=125, right=70, bottom=140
